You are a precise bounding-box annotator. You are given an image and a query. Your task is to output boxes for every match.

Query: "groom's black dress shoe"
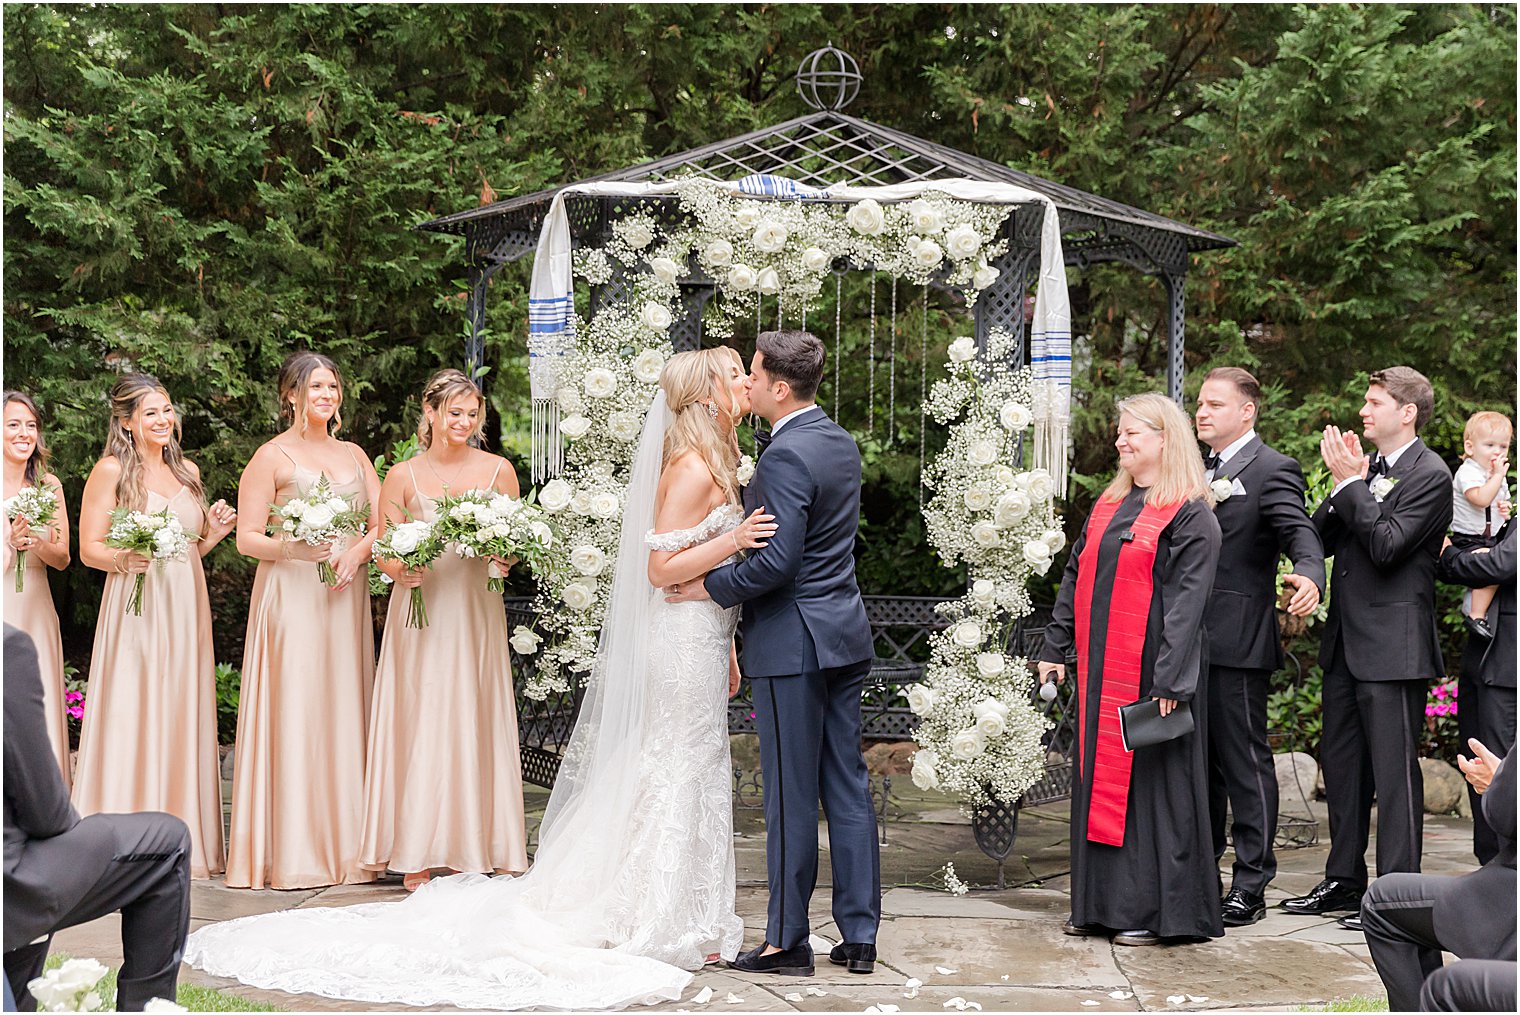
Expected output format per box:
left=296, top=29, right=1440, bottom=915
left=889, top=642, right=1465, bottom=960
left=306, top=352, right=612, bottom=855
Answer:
left=729, top=942, right=814, bottom=977
left=1220, top=888, right=1267, bottom=927
left=828, top=942, right=876, bottom=974
left=1279, top=878, right=1363, bottom=915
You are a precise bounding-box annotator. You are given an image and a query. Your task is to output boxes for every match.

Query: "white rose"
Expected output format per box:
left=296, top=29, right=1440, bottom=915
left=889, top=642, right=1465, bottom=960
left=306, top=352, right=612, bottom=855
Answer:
left=152, top=528, right=180, bottom=555
left=324, top=497, right=347, bottom=513
left=727, top=263, right=758, bottom=291
left=570, top=491, right=592, bottom=515
left=632, top=348, right=666, bottom=384
left=945, top=224, right=982, bottom=260
left=963, top=485, right=992, bottom=512
left=1026, top=469, right=1054, bottom=502
left=387, top=523, right=424, bottom=556
left=622, top=221, right=654, bottom=249
left=559, top=414, right=592, bottom=440
left=734, top=204, right=762, bottom=227
left=972, top=263, right=999, bottom=290
left=510, top=625, right=542, bottom=656
left=1043, top=528, right=1066, bottom=553
left=1211, top=478, right=1235, bottom=502
left=906, top=683, right=937, bottom=717
left=570, top=544, right=606, bottom=577
left=994, top=465, right=1016, bottom=487
left=907, top=199, right=945, bottom=233
left=975, top=653, right=1006, bottom=678
left=967, top=440, right=999, bottom=466
left=752, top=221, right=788, bottom=253
left=52, top=959, right=108, bottom=992
left=950, top=728, right=986, bottom=760
left=973, top=698, right=1009, bottom=738
left=561, top=580, right=596, bottom=611
left=640, top=301, right=672, bottom=332
left=448, top=500, right=477, bottom=522
left=538, top=479, right=573, bottom=512
left=912, top=237, right=944, bottom=269
left=1370, top=476, right=1397, bottom=502
left=1023, top=539, right=1054, bottom=573
left=143, top=514, right=165, bottom=530
left=704, top=238, right=734, bottom=266
left=970, top=578, right=997, bottom=607
left=947, top=335, right=977, bottom=363
left=649, top=256, right=681, bottom=284
left=951, top=620, right=982, bottom=649
left=911, top=749, right=940, bottom=790
left=999, top=401, right=1032, bottom=432
left=589, top=492, right=620, bottom=519
left=756, top=267, right=782, bottom=295
left=556, top=385, right=583, bottom=413
left=607, top=410, right=641, bottom=441
left=143, top=1000, right=188, bottom=1013
left=802, top=246, right=831, bottom=272
left=971, top=521, right=1000, bottom=547
left=736, top=454, right=756, bottom=486
left=583, top=367, right=619, bottom=399
left=529, top=520, right=554, bottom=547
left=846, top=198, right=885, bottom=235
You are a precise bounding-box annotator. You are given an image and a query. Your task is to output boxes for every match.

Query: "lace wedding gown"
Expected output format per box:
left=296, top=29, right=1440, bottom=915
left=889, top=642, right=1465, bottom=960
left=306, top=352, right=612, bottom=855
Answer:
left=186, top=395, right=746, bottom=1009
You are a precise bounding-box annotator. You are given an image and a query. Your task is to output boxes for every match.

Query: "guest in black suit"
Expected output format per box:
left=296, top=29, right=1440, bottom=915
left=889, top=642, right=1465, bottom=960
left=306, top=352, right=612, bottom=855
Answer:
left=3, top=625, right=192, bottom=1012
left=1283, top=366, right=1454, bottom=927
left=1194, top=368, right=1325, bottom=926
left=1359, top=744, right=1516, bottom=1012
left=1440, top=521, right=1517, bottom=864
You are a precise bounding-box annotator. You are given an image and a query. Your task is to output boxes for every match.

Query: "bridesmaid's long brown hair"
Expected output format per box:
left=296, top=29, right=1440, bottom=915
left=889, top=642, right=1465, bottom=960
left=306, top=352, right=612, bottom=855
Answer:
left=104, top=373, right=206, bottom=512
left=3, top=391, right=51, bottom=485
left=417, top=368, right=485, bottom=449
left=277, top=351, right=345, bottom=435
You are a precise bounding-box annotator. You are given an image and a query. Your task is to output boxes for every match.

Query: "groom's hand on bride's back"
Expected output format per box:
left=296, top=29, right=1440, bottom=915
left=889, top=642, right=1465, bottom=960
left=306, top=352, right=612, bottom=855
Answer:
left=664, top=577, right=712, bottom=603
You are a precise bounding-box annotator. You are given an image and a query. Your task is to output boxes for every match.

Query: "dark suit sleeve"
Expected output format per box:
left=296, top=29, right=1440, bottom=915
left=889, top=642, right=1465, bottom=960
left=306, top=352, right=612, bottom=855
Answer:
left=1440, top=526, right=1517, bottom=588
left=1327, top=463, right=1451, bottom=567
left=3, top=626, right=78, bottom=840
left=1040, top=525, right=1086, bottom=664
left=1312, top=496, right=1343, bottom=556
left=1263, top=457, right=1326, bottom=590
left=706, top=445, right=813, bottom=609
left=1150, top=501, right=1222, bottom=701
left=1481, top=749, right=1515, bottom=850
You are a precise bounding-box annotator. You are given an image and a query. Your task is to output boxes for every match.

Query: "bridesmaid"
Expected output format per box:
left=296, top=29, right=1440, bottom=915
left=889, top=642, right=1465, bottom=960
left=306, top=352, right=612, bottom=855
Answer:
left=3, top=391, right=73, bottom=784
left=360, top=368, right=528, bottom=890
left=225, top=352, right=381, bottom=889
left=73, top=374, right=236, bottom=879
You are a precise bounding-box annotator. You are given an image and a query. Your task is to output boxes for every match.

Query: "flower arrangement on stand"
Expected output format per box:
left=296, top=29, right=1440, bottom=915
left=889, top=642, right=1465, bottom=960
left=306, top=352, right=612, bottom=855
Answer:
left=907, top=328, right=1056, bottom=811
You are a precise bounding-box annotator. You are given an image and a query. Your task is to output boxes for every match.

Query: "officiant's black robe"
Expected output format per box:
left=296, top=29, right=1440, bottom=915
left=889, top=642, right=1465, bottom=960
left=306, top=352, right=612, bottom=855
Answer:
left=1042, top=488, right=1225, bottom=940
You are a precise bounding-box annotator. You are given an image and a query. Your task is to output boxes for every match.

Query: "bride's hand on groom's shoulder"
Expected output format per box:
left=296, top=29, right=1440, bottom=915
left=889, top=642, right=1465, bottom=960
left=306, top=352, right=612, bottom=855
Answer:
left=732, top=508, right=777, bottom=550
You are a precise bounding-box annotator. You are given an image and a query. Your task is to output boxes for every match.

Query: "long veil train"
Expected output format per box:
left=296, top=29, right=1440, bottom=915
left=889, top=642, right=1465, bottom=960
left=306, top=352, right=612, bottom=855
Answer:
left=185, top=391, right=706, bottom=1010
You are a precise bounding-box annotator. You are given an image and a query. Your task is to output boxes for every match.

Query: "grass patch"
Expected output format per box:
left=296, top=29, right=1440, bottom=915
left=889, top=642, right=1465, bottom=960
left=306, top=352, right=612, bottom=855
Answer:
left=1300, top=996, right=1390, bottom=1012
left=41, top=954, right=281, bottom=1011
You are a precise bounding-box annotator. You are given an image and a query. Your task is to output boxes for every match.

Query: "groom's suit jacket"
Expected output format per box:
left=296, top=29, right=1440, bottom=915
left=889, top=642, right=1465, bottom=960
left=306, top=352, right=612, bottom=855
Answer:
left=706, top=407, right=873, bottom=678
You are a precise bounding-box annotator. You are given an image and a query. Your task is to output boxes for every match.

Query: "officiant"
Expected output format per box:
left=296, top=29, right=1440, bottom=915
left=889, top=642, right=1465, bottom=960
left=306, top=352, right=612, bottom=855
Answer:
left=1039, top=393, right=1224, bottom=946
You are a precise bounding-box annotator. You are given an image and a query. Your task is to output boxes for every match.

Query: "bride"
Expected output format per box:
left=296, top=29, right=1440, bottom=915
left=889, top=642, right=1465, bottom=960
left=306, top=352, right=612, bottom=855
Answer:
left=186, top=348, right=777, bottom=1010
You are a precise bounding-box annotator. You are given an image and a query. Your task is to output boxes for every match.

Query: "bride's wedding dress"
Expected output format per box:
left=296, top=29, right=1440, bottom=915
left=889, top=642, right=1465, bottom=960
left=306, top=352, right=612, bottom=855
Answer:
left=185, top=392, right=744, bottom=1010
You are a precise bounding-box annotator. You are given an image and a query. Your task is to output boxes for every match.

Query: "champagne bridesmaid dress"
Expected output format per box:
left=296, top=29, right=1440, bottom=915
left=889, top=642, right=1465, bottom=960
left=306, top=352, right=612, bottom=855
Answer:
left=72, top=487, right=225, bottom=879
left=3, top=513, right=70, bottom=785
left=358, top=461, right=529, bottom=877
left=225, top=446, right=376, bottom=889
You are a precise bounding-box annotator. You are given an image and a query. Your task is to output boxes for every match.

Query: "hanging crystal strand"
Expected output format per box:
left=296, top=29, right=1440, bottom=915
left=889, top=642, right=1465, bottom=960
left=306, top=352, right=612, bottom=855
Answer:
left=833, top=273, right=843, bottom=420
left=867, top=271, right=877, bottom=435
left=888, top=277, right=898, bottom=446
left=777, top=299, right=783, bottom=332
left=755, top=295, right=762, bottom=341
left=920, top=284, right=929, bottom=510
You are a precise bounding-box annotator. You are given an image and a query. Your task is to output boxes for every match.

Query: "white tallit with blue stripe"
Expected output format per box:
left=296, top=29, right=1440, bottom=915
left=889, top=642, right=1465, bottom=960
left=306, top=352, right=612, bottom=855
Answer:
left=526, top=175, right=1070, bottom=491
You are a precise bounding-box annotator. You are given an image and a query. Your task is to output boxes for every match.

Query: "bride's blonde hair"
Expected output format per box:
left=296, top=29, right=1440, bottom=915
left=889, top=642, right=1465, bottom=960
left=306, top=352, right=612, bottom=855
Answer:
left=659, top=347, right=743, bottom=505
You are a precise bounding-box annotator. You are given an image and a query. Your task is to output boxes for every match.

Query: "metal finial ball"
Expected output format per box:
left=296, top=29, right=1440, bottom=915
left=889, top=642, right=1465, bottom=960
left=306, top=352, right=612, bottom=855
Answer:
left=796, top=46, right=861, bottom=111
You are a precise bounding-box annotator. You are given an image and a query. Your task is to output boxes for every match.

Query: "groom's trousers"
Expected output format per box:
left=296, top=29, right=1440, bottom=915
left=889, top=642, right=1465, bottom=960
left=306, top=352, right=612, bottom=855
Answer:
left=750, top=641, right=881, bottom=951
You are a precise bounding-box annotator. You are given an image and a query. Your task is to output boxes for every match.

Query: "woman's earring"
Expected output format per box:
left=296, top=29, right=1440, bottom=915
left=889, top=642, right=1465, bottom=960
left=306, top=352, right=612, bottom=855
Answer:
left=706, top=402, right=719, bottom=422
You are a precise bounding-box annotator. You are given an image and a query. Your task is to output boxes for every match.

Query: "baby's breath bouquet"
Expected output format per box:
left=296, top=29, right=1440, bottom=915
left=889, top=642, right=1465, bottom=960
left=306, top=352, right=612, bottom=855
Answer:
left=3, top=484, right=59, bottom=592
left=270, top=474, right=369, bottom=586
left=433, top=489, right=557, bottom=594
left=105, top=507, right=195, bottom=616
left=371, top=519, right=445, bottom=628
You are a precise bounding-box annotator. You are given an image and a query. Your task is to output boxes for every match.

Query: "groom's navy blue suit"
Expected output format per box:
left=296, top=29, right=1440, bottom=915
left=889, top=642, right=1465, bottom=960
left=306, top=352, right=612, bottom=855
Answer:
left=706, top=405, right=881, bottom=951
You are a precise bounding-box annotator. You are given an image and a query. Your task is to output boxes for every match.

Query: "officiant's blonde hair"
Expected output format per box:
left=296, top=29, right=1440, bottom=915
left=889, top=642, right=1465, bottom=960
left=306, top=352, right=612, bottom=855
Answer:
left=1102, top=392, right=1212, bottom=507
left=660, top=348, right=742, bottom=505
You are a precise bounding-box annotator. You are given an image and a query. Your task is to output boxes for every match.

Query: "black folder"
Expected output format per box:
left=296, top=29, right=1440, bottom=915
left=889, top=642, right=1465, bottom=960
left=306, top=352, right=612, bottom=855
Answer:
left=1117, top=697, right=1194, bottom=751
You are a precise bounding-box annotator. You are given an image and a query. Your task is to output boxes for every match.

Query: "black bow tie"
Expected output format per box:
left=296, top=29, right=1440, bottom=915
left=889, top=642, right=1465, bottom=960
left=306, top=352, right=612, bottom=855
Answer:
left=754, top=428, right=773, bottom=457
left=1204, top=451, right=1222, bottom=473
left=1367, top=455, right=1390, bottom=479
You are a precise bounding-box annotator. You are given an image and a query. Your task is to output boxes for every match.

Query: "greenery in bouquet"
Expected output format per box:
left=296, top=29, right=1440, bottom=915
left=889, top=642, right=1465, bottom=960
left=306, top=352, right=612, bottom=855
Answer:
left=4, top=482, right=59, bottom=593
left=269, top=473, right=369, bottom=587
left=433, top=489, right=557, bottom=594
left=371, top=519, right=445, bottom=629
left=104, top=507, right=195, bottom=617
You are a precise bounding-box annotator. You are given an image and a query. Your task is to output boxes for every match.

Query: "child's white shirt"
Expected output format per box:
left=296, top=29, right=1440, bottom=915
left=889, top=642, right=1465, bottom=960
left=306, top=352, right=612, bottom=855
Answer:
left=1452, top=458, right=1511, bottom=535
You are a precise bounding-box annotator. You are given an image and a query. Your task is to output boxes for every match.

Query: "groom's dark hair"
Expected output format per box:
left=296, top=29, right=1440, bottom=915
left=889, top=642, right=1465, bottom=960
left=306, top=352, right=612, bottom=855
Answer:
left=756, top=330, right=825, bottom=401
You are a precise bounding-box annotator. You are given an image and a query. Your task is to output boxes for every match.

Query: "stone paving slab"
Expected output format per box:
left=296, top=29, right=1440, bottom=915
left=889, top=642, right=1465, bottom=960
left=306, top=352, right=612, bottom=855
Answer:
left=1113, top=936, right=1387, bottom=1010
left=874, top=916, right=1129, bottom=990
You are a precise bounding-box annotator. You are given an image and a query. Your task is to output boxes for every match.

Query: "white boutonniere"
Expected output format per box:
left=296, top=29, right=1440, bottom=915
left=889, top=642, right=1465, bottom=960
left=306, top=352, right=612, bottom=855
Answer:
left=1370, top=475, right=1398, bottom=502
left=736, top=454, right=755, bottom=487
left=1210, top=477, right=1235, bottom=502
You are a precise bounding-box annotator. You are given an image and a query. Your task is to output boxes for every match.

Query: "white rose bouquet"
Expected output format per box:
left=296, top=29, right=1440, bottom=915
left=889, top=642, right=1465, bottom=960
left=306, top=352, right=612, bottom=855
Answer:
left=371, top=519, right=445, bottom=628
left=269, top=473, right=368, bottom=587
left=105, top=506, right=195, bottom=617
left=4, top=483, right=58, bottom=593
left=27, top=957, right=110, bottom=1012
left=434, top=489, right=558, bottom=594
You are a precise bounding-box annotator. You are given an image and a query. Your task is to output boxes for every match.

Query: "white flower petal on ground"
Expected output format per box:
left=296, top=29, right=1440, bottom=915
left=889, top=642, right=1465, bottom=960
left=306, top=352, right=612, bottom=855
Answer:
left=1166, top=996, right=1186, bottom=1005
left=785, top=994, right=803, bottom=1003
left=1186, top=996, right=1209, bottom=1003
left=1080, top=1001, right=1100, bottom=1008
left=935, top=965, right=959, bottom=975
left=724, top=993, right=743, bottom=1004
left=806, top=987, right=829, bottom=997
left=691, top=986, right=714, bottom=1004
left=1109, top=990, right=1134, bottom=1000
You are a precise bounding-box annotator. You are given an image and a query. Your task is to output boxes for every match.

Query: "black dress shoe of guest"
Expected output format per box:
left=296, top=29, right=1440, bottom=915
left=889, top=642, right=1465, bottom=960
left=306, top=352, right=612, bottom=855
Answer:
left=1113, top=929, right=1159, bottom=947
left=1062, top=920, right=1105, bottom=937
left=1337, top=913, right=1365, bottom=933
left=828, top=942, right=877, bottom=974
left=1279, top=878, right=1363, bottom=915
left=1220, top=888, right=1267, bottom=926
left=729, top=942, right=814, bottom=976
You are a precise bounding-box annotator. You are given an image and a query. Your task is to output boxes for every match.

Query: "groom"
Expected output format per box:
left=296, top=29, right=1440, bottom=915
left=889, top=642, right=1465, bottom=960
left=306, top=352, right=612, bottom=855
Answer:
left=665, top=330, right=881, bottom=977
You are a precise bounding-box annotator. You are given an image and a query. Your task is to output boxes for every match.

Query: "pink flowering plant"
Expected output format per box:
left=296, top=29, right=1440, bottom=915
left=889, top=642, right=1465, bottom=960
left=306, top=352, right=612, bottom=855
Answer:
left=1422, top=678, right=1460, bottom=760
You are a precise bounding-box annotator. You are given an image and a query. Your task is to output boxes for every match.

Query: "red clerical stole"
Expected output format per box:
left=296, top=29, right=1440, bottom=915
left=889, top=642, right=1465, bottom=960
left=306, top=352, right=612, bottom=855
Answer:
left=1072, top=495, right=1184, bottom=847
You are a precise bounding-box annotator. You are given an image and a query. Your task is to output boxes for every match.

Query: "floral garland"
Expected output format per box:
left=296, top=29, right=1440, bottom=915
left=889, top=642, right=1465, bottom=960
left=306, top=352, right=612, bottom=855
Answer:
left=516, top=182, right=1022, bottom=710
left=907, top=328, right=1058, bottom=810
